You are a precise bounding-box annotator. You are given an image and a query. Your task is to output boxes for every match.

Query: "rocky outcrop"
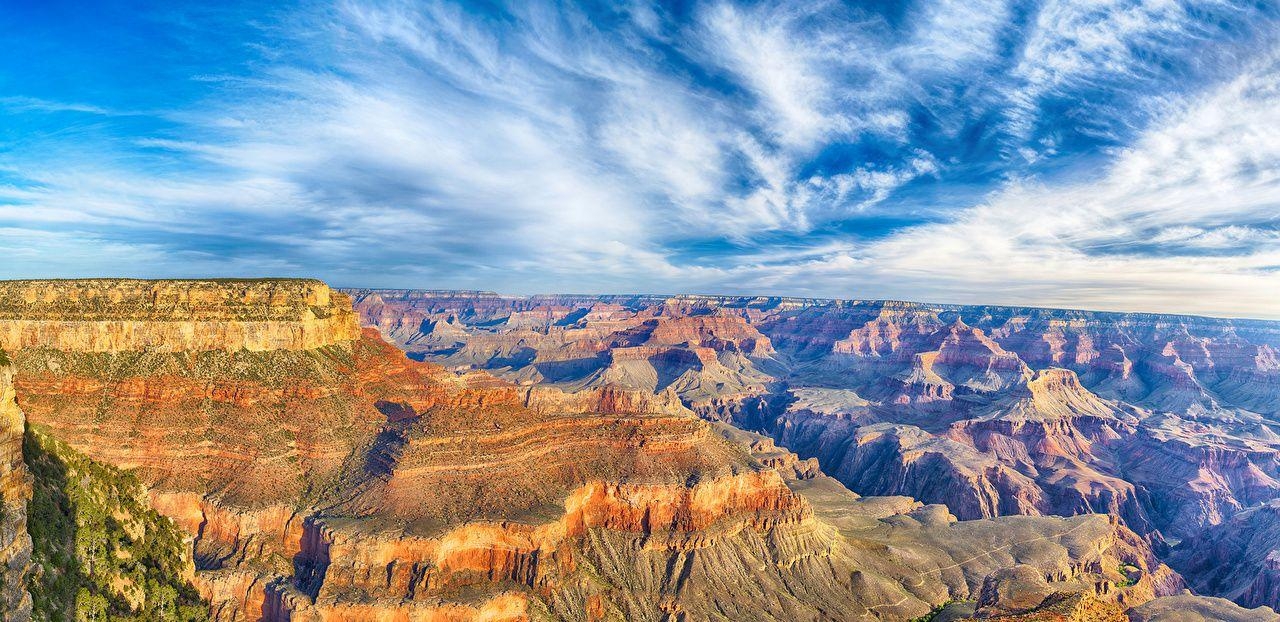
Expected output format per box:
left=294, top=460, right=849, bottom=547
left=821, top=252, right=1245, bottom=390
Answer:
left=1, top=280, right=1194, bottom=621
left=966, top=567, right=1131, bottom=620
left=1130, top=594, right=1280, bottom=621
left=976, top=564, right=1063, bottom=615
left=1245, top=551, right=1280, bottom=616
left=0, top=357, right=31, bottom=621
left=971, top=591, right=1127, bottom=621
left=521, top=384, right=693, bottom=416
left=832, top=303, right=942, bottom=357
left=0, top=279, right=359, bottom=352
left=1170, top=500, right=1280, bottom=612
left=346, top=290, right=1280, bottom=614
left=818, top=422, right=1045, bottom=519
left=641, top=314, right=774, bottom=356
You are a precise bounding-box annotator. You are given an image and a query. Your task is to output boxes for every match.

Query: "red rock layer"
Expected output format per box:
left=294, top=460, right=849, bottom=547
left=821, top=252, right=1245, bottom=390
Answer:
left=0, top=363, right=32, bottom=620
left=274, top=471, right=807, bottom=619
left=3, top=282, right=1200, bottom=621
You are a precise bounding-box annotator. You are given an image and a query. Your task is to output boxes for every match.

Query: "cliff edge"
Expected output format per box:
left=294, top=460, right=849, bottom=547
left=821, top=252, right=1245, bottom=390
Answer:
left=0, top=353, right=32, bottom=621
left=0, top=279, right=359, bottom=352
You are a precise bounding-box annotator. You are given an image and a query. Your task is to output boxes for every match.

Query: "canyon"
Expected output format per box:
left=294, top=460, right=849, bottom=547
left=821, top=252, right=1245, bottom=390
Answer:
left=348, top=288, right=1280, bottom=618
left=0, top=280, right=1272, bottom=620
left=0, top=353, right=32, bottom=619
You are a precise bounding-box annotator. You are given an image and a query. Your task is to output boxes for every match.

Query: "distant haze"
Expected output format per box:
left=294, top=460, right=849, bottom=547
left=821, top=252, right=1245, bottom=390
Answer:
left=2, top=1, right=1278, bottom=318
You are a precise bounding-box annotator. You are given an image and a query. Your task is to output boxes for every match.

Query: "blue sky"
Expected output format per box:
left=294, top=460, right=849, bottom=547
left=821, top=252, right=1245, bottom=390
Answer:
left=2, top=0, right=1279, bottom=317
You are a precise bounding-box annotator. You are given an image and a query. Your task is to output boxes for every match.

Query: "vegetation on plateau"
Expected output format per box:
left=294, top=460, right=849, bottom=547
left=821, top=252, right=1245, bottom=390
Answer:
left=910, top=600, right=954, bottom=622
left=24, top=426, right=208, bottom=622
left=1114, top=563, right=1138, bottom=588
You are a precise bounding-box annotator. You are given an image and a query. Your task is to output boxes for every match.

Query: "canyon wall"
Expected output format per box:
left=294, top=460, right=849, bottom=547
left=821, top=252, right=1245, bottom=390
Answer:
left=349, top=289, right=1280, bottom=614
left=0, top=355, right=32, bottom=621
left=0, top=279, right=1197, bottom=620
left=0, top=279, right=359, bottom=352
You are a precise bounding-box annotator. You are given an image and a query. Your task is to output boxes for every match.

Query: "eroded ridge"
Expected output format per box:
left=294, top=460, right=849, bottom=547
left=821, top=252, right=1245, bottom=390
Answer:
left=0, top=279, right=360, bottom=352
left=0, top=358, right=32, bottom=620
left=0, top=280, right=1196, bottom=620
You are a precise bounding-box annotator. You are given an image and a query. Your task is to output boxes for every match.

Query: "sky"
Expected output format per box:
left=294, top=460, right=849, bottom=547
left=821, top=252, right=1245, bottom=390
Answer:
left=2, top=0, right=1279, bottom=318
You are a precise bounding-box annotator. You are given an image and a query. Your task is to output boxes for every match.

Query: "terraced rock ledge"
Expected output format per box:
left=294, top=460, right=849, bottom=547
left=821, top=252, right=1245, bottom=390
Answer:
left=0, top=280, right=1237, bottom=620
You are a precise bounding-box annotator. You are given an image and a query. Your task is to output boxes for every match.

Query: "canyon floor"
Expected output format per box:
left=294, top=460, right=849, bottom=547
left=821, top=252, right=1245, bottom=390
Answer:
left=0, top=280, right=1276, bottom=621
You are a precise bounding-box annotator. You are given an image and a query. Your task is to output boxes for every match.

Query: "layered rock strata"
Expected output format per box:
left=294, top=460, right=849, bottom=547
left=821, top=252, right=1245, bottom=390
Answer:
left=0, top=356, right=32, bottom=621
left=348, top=290, right=1280, bottom=614
left=1129, top=594, right=1280, bottom=621
left=0, top=280, right=1192, bottom=620
left=0, top=279, right=359, bottom=352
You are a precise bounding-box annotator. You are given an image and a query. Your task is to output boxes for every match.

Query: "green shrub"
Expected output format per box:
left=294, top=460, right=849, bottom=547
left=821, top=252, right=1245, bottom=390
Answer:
left=910, top=599, right=954, bottom=622
left=1114, top=564, right=1138, bottom=588
left=24, top=426, right=209, bottom=622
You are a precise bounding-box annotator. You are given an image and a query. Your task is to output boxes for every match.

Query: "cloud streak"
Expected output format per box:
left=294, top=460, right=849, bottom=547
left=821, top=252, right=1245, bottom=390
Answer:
left=0, top=0, right=1277, bottom=317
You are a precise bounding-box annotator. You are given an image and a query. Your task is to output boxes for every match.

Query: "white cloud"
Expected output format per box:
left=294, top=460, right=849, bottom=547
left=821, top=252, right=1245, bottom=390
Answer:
left=697, top=2, right=841, bottom=148
left=1150, top=226, right=1280, bottom=248
left=0, top=97, right=113, bottom=115
left=905, top=0, right=1012, bottom=73
left=818, top=52, right=1280, bottom=317
left=2, top=0, right=1277, bottom=319
left=1003, top=0, right=1197, bottom=139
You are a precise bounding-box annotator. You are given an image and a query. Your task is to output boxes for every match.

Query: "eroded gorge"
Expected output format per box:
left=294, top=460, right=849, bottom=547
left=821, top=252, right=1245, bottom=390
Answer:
left=0, top=280, right=1275, bottom=621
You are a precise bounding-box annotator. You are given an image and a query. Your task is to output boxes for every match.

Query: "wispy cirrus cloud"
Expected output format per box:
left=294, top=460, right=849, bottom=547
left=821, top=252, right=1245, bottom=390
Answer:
left=834, top=51, right=1280, bottom=316
left=0, top=96, right=113, bottom=115
left=0, top=0, right=1277, bottom=316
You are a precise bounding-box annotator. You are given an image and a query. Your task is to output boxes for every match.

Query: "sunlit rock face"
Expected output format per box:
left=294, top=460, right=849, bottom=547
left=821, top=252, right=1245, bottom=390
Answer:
left=0, top=360, right=32, bottom=621
left=350, top=289, right=1280, bottom=613
left=0, top=279, right=360, bottom=353
left=346, top=290, right=775, bottom=414
left=1130, top=594, right=1280, bottom=622
left=0, top=280, right=1197, bottom=620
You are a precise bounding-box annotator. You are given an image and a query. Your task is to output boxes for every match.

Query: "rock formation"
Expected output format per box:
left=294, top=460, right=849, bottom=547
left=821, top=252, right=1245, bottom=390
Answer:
left=1169, top=499, right=1280, bottom=613
left=0, top=352, right=32, bottom=621
left=0, top=279, right=359, bottom=352
left=1129, top=593, right=1280, bottom=621
left=0, top=280, right=1199, bottom=620
left=348, top=290, right=1280, bottom=614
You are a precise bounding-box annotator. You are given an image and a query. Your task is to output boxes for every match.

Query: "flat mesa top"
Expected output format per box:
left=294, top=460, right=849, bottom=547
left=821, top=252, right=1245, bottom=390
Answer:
left=346, top=287, right=1280, bottom=327
left=0, top=278, right=346, bottom=322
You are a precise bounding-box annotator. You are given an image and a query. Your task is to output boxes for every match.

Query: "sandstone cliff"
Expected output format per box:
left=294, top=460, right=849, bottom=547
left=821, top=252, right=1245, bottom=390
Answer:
left=0, top=279, right=359, bottom=352
left=0, top=280, right=1191, bottom=620
left=1170, top=499, right=1280, bottom=613
left=348, top=290, right=1280, bottom=615
left=0, top=355, right=32, bottom=621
